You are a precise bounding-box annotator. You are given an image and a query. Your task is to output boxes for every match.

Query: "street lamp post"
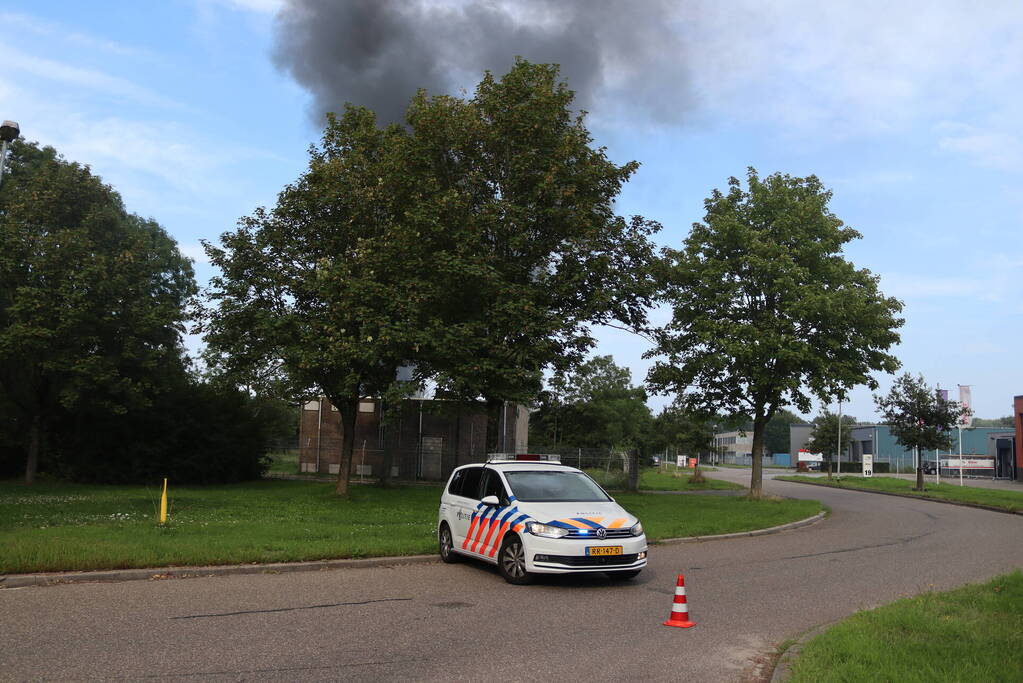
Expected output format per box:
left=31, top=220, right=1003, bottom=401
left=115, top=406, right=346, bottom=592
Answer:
left=0, top=120, right=21, bottom=186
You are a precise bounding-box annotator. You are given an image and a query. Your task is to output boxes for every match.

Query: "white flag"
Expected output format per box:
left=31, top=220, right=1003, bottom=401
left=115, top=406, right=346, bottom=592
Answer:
left=958, top=385, right=973, bottom=427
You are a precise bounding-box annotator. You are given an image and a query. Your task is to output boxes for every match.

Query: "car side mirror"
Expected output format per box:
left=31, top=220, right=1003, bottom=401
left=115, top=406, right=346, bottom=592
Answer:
left=480, top=495, right=500, bottom=507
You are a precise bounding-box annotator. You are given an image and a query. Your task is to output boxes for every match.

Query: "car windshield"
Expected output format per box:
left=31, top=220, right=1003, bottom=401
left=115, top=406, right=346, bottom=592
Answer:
left=503, top=470, right=611, bottom=502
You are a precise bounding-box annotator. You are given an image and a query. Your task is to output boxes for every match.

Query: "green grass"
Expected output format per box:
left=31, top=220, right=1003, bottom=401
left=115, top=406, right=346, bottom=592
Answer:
left=788, top=571, right=1023, bottom=682
left=637, top=469, right=742, bottom=491
left=616, top=493, right=821, bottom=540
left=584, top=467, right=740, bottom=492
left=777, top=475, right=1023, bottom=512
left=0, top=478, right=822, bottom=573
left=265, top=450, right=300, bottom=474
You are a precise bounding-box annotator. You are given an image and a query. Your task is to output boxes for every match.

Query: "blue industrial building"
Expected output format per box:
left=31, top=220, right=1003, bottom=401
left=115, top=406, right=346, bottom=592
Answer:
left=844, top=425, right=1013, bottom=477
left=789, top=422, right=1015, bottom=477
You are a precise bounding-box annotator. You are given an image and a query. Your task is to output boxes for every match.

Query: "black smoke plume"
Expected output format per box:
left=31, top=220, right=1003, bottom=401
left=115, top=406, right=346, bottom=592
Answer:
left=272, top=0, right=685, bottom=126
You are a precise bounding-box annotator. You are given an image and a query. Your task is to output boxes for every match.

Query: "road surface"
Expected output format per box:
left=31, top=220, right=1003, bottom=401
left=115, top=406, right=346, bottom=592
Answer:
left=2, top=471, right=1021, bottom=681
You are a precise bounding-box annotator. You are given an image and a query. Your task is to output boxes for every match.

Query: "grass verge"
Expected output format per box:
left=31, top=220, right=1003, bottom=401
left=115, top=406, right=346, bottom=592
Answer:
left=0, top=478, right=820, bottom=573
left=787, top=571, right=1023, bottom=682
left=777, top=475, right=1023, bottom=512
left=585, top=467, right=742, bottom=492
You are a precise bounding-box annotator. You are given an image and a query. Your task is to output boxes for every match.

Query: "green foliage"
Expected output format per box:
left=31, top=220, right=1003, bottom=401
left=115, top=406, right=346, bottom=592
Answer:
left=648, top=404, right=720, bottom=457
left=765, top=409, right=802, bottom=454
left=531, top=355, right=652, bottom=452
left=0, top=140, right=197, bottom=482
left=805, top=410, right=857, bottom=464
left=404, top=60, right=661, bottom=414
left=874, top=373, right=967, bottom=452
left=972, top=416, right=1013, bottom=427
left=646, top=168, right=903, bottom=495
left=203, top=60, right=660, bottom=489
left=47, top=376, right=278, bottom=484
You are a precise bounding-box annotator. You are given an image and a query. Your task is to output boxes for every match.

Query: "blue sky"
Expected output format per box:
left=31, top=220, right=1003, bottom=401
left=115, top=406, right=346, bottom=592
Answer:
left=2, top=1, right=1021, bottom=422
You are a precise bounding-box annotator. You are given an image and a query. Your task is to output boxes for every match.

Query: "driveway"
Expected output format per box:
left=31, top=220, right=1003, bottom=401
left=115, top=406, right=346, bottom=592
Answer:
left=2, top=471, right=1021, bottom=681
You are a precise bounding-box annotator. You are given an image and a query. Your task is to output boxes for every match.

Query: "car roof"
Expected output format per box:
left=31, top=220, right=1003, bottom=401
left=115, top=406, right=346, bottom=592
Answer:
left=453, top=462, right=580, bottom=474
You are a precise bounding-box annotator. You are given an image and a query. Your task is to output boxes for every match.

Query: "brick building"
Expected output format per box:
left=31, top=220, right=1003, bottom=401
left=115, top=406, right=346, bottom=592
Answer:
left=298, top=397, right=528, bottom=481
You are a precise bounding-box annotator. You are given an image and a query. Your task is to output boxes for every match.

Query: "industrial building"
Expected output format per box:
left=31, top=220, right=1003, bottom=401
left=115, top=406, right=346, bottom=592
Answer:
left=789, top=422, right=1016, bottom=479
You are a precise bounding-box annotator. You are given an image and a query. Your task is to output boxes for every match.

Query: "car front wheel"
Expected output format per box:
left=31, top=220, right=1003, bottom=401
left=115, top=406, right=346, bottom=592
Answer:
left=498, top=534, right=533, bottom=585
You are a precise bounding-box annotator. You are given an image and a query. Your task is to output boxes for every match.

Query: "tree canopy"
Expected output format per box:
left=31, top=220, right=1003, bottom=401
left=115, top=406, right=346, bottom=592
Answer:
left=0, top=140, right=196, bottom=482
left=874, top=373, right=968, bottom=490
left=646, top=168, right=903, bottom=497
left=202, top=61, right=661, bottom=495
left=531, top=355, right=652, bottom=452
left=404, top=60, right=661, bottom=444
left=804, top=410, right=857, bottom=478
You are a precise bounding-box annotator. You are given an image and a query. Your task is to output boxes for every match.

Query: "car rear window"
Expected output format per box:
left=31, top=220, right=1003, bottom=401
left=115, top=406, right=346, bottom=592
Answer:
left=455, top=467, right=484, bottom=500
left=503, top=470, right=612, bottom=502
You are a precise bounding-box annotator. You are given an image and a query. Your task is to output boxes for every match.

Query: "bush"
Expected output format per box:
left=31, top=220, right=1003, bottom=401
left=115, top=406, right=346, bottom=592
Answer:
left=42, top=379, right=282, bottom=484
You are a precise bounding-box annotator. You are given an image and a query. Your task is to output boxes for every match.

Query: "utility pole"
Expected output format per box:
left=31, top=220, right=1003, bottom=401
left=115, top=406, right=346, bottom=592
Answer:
left=836, top=398, right=842, bottom=478
left=0, top=120, right=21, bottom=186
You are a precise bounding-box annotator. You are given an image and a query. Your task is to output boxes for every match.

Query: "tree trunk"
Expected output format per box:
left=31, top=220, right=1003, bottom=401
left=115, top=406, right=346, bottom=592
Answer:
left=627, top=450, right=639, bottom=492
left=749, top=413, right=768, bottom=498
left=334, top=397, right=358, bottom=497
left=827, top=455, right=833, bottom=480
left=24, top=413, right=40, bottom=485
left=914, top=446, right=924, bottom=491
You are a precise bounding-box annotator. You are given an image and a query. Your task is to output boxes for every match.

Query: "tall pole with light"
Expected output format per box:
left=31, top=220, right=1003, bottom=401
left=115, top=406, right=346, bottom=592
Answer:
left=836, top=396, right=842, bottom=478
left=0, top=120, right=21, bottom=186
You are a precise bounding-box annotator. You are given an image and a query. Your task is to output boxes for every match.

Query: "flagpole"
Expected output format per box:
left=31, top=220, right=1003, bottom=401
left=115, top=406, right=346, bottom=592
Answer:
left=958, top=424, right=964, bottom=487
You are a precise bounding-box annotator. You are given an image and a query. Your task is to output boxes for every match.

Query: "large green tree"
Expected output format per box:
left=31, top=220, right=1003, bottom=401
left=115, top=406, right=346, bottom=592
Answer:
left=0, top=140, right=195, bottom=483
left=646, top=169, right=903, bottom=497
left=403, top=61, right=661, bottom=445
left=764, top=409, right=802, bottom=456
left=804, top=410, right=857, bottom=479
left=201, top=106, right=439, bottom=496
left=532, top=355, right=652, bottom=453
left=874, top=373, right=968, bottom=491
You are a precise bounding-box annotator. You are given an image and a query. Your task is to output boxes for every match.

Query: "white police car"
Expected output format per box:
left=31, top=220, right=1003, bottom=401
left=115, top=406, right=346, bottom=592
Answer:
left=437, top=454, right=648, bottom=584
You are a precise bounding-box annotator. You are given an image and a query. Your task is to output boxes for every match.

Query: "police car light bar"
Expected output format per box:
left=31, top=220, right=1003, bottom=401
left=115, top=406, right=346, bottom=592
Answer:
left=486, top=453, right=562, bottom=463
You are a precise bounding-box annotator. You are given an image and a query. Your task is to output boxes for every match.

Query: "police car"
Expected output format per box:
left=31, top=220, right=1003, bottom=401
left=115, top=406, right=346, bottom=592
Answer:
left=437, top=454, right=648, bottom=584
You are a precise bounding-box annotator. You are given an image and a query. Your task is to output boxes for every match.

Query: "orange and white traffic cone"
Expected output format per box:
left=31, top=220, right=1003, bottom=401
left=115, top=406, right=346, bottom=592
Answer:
left=663, top=574, right=696, bottom=628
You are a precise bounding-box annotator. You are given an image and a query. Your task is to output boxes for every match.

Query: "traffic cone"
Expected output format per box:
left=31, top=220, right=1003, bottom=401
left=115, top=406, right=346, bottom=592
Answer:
left=663, top=574, right=696, bottom=628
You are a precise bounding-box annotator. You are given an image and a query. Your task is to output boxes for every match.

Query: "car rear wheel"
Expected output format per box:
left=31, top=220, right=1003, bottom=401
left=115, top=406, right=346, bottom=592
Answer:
left=438, top=523, right=461, bottom=563
left=498, top=534, right=533, bottom=585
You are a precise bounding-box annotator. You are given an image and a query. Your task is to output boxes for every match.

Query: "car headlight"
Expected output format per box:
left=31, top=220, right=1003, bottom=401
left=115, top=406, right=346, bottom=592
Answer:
left=630, top=522, right=644, bottom=536
left=527, top=522, right=569, bottom=539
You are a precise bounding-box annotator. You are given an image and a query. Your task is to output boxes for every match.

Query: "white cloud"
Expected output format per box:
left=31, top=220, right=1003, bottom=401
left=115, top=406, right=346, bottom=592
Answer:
left=936, top=122, right=1023, bottom=171
left=179, top=243, right=211, bottom=264
left=671, top=1, right=1023, bottom=143
left=0, top=12, right=153, bottom=58
left=0, top=45, right=184, bottom=111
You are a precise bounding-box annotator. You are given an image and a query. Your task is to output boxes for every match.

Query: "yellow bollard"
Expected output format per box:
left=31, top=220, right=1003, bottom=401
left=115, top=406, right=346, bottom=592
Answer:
left=159, top=478, right=168, bottom=524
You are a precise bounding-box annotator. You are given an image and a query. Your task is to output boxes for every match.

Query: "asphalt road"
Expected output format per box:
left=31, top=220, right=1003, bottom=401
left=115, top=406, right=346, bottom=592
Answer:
left=2, top=471, right=1021, bottom=682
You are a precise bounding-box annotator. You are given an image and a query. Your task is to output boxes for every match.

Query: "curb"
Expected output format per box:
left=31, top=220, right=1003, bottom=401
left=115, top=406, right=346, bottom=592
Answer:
left=768, top=618, right=842, bottom=682
left=0, top=554, right=438, bottom=589
left=777, top=479, right=1023, bottom=516
left=0, top=511, right=826, bottom=589
left=655, top=510, right=826, bottom=545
